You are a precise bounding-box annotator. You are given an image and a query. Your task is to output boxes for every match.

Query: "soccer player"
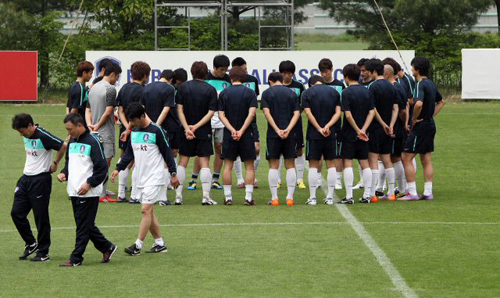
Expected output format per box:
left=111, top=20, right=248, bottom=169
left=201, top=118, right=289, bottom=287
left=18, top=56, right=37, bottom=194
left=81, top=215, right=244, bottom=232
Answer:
left=11, top=114, right=67, bottom=261
left=261, top=72, right=301, bottom=205
left=91, top=58, right=112, bottom=87
left=338, top=64, right=375, bottom=204
left=67, top=61, right=94, bottom=127
left=110, top=103, right=179, bottom=255
left=231, top=57, right=261, bottom=189
left=175, top=61, right=218, bottom=205
left=280, top=60, right=306, bottom=189
left=365, top=58, right=399, bottom=202
left=116, top=61, right=150, bottom=203
left=173, top=68, right=188, bottom=89
left=57, top=113, right=117, bottom=267
left=319, top=58, right=346, bottom=190
left=86, top=62, right=121, bottom=202
left=399, top=56, right=445, bottom=201
left=358, top=58, right=375, bottom=87
left=218, top=66, right=258, bottom=205
left=301, top=75, right=341, bottom=205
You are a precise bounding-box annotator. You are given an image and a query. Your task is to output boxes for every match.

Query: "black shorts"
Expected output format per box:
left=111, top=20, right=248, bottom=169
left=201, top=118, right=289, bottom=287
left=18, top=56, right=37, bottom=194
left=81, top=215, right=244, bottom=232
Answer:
left=221, top=137, right=256, bottom=161
left=179, top=137, right=213, bottom=157
left=118, top=126, right=129, bottom=150
left=404, top=120, right=436, bottom=154
left=251, top=122, right=260, bottom=143
left=266, top=136, right=297, bottom=160
left=168, top=131, right=181, bottom=150
left=391, top=138, right=404, bottom=157
left=368, top=128, right=392, bottom=154
left=306, top=138, right=337, bottom=161
left=340, top=140, right=369, bottom=160
left=295, top=122, right=305, bottom=149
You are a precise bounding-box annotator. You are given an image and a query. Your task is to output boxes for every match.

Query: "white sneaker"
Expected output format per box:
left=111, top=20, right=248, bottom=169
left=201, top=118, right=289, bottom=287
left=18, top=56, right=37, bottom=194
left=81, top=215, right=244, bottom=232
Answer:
left=174, top=197, right=183, bottom=205
left=335, top=181, right=343, bottom=190
left=305, top=198, right=317, bottom=205
left=324, top=197, right=335, bottom=205
left=353, top=181, right=364, bottom=190
left=202, top=197, right=218, bottom=205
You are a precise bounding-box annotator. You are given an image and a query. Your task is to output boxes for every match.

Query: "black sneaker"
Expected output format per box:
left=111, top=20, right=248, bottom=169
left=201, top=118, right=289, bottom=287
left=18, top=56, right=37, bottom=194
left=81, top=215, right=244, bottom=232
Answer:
left=60, top=260, right=81, bottom=267
left=19, top=243, right=38, bottom=260
left=31, top=254, right=50, bottom=262
left=117, top=196, right=128, bottom=203
left=158, top=200, right=171, bottom=206
left=129, top=198, right=140, bottom=204
left=359, top=197, right=371, bottom=204
left=339, top=198, right=354, bottom=204
left=375, top=190, right=385, bottom=197
left=124, top=244, right=141, bottom=256
left=224, top=199, right=233, bottom=205
left=146, top=243, right=168, bottom=253
left=244, top=199, right=256, bottom=206
left=101, top=244, right=118, bottom=263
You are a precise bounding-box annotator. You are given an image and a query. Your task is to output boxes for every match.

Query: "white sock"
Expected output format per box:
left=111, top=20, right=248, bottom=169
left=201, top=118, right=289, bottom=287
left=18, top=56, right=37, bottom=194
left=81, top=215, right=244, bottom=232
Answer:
left=135, top=239, right=143, bottom=249
left=358, top=163, right=364, bottom=185
left=377, top=161, right=385, bottom=190
left=424, top=182, right=433, bottom=196
left=407, top=181, right=417, bottom=196
left=254, top=154, right=261, bottom=174
left=118, top=167, right=129, bottom=197
left=393, top=161, right=406, bottom=192
left=308, top=168, right=318, bottom=199
left=362, top=168, right=372, bottom=198
left=344, top=167, right=354, bottom=199
left=234, top=157, right=244, bottom=183
left=336, top=171, right=342, bottom=185
left=155, top=238, right=164, bottom=246
left=278, top=157, right=283, bottom=183
left=131, top=168, right=138, bottom=199
left=327, top=167, right=336, bottom=198
left=245, top=184, right=254, bottom=201
left=286, top=168, right=296, bottom=199
left=200, top=167, right=212, bottom=198
left=223, top=185, right=232, bottom=201
left=370, top=169, right=379, bottom=197
left=268, top=169, right=279, bottom=199
left=176, top=165, right=186, bottom=198
left=295, top=155, right=305, bottom=182
left=385, top=167, right=395, bottom=195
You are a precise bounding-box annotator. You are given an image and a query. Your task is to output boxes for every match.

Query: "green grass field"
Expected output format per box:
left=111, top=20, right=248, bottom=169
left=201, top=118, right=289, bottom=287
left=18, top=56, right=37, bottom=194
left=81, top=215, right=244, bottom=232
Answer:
left=0, top=102, right=499, bottom=297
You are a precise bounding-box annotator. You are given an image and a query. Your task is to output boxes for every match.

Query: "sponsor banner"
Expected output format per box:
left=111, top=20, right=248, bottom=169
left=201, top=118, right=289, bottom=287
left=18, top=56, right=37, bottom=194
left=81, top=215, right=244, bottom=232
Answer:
left=462, top=49, right=500, bottom=100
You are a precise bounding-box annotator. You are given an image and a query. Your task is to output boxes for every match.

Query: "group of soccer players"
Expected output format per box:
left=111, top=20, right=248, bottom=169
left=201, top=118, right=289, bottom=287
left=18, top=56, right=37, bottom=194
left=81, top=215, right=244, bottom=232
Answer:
left=11, top=53, right=444, bottom=265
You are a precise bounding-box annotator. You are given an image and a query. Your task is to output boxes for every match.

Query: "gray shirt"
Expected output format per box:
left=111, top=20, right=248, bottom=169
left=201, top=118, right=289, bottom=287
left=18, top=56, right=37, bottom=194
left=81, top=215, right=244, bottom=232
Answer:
left=87, top=80, right=117, bottom=142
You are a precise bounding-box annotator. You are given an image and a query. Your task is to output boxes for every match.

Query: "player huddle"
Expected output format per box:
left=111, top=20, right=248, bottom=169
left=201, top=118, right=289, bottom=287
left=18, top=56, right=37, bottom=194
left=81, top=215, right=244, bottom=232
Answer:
left=11, top=54, right=444, bottom=265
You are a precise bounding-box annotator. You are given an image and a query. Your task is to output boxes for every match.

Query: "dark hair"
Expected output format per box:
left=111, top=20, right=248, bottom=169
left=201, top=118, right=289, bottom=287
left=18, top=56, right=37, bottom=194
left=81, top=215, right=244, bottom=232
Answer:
left=126, top=102, right=146, bottom=121
left=357, top=58, right=369, bottom=67
left=318, top=58, right=333, bottom=72
left=279, top=60, right=296, bottom=74
left=365, top=58, right=384, bottom=76
left=411, top=56, right=430, bottom=77
left=229, top=66, right=247, bottom=83
left=268, top=72, right=283, bottom=83
left=213, top=55, right=230, bottom=69
left=104, top=63, right=122, bottom=76
left=63, top=113, right=85, bottom=126
left=343, top=64, right=361, bottom=81
left=231, top=57, right=247, bottom=67
left=77, top=61, right=94, bottom=77
left=12, top=113, right=34, bottom=130
left=160, top=69, right=176, bottom=82
left=174, top=68, right=188, bottom=83
left=131, top=61, right=151, bottom=80
left=191, top=61, right=208, bottom=80
left=382, top=57, right=401, bottom=75
left=98, top=58, right=112, bottom=72
left=308, top=75, right=325, bottom=87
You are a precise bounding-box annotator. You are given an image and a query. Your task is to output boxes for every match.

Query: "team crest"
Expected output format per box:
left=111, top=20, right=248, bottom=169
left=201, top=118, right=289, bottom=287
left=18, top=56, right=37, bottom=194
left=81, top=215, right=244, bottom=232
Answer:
left=143, top=134, right=149, bottom=142
left=80, top=145, right=86, bottom=153
left=32, top=140, right=37, bottom=148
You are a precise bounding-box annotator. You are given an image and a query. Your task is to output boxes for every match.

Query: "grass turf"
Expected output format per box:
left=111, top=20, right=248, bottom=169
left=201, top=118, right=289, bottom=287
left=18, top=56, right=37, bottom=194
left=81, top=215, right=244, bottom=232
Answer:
left=0, top=102, right=499, bottom=297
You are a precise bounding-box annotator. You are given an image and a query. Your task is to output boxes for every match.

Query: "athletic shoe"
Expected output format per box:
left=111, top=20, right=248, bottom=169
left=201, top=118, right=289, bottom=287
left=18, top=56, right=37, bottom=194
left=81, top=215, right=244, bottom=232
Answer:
left=378, top=194, right=395, bottom=201
left=244, top=199, right=256, bottom=206
left=297, top=180, right=307, bottom=189
left=117, top=196, right=128, bottom=203
left=31, top=254, right=50, bottom=262
left=124, top=244, right=141, bottom=256
left=335, top=181, right=343, bottom=190
left=375, top=190, right=385, bottom=197
left=99, top=196, right=118, bottom=203
left=146, top=243, right=168, bottom=253
left=371, top=196, right=379, bottom=203
left=339, top=198, right=354, bottom=204
left=187, top=181, right=197, bottom=190
left=174, top=197, right=183, bottom=205
left=105, top=190, right=116, bottom=196
left=253, top=181, right=259, bottom=188
left=419, top=194, right=434, bottom=201
left=101, top=244, right=117, bottom=263
left=397, top=193, right=419, bottom=201
left=59, top=260, right=81, bottom=267
left=129, top=198, right=140, bottom=204
left=158, top=200, right=171, bottom=206
left=268, top=199, right=279, bottom=206
left=324, top=197, right=335, bottom=205
left=19, top=243, right=38, bottom=260
left=202, top=197, right=218, bottom=205
left=277, top=182, right=282, bottom=189
left=286, top=198, right=294, bottom=206
left=305, top=198, right=317, bottom=205
left=395, top=192, right=406, bottom=199
left=211, top=182, right=223, bottom=189
left=353, top=181, right=364, bottom=190
left=394, top=188, right=400, bottom=196
left=237, top=183, right=245, bottom=189
left=359, top=197, right=371, bottom=204
left=224, top=199, right=233, bottom=205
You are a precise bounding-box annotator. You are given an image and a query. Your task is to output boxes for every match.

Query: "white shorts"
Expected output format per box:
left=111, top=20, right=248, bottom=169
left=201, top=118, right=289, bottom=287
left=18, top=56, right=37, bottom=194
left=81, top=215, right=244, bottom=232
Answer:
left=137, top=185, right=166, bottom=204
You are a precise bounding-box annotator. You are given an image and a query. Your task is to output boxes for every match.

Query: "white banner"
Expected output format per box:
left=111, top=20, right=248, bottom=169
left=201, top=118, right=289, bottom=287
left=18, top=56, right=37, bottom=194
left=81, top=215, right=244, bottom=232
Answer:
left=86, top=50, right=415, bottom=93
left=462, top=49, right=500, bottom=100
